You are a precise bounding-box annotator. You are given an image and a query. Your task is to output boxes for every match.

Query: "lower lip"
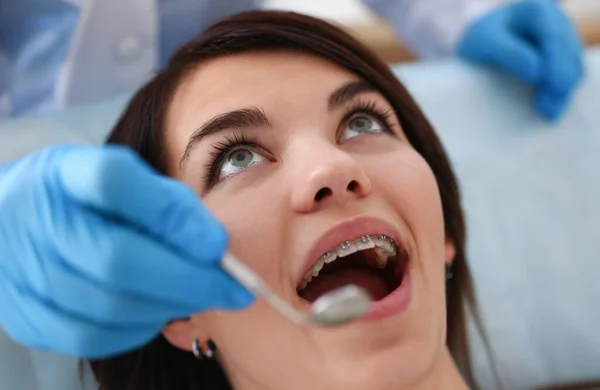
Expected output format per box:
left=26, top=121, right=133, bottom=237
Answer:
left=360, top=267, right=413, bottom=323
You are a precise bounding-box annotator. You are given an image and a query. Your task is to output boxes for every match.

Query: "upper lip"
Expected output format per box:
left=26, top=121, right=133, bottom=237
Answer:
left=297, top=215, right=404, bottom=287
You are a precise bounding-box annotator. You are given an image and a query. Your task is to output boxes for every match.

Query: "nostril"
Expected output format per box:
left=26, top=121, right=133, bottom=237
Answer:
left=315, top=187, right=332, bottom=201
left=347, top=180, right=358, bottom=192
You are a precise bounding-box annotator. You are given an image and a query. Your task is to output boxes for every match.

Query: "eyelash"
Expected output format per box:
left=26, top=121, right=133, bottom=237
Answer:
left=341, top=100, right=396, bottom=136
left=202, top=133, right=266, bottom=185
left=203, top=99, right=396, bottom=186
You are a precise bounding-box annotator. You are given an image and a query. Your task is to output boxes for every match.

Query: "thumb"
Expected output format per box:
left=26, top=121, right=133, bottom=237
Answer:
left=488, top=33, right=544, bottom=84
left=462, top=30, right=543, bottom=85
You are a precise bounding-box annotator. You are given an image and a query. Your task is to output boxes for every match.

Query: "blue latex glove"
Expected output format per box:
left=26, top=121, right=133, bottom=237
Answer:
left=458, top=0, right=584, bottom=120
left=0, top=145, right=254, bottom=358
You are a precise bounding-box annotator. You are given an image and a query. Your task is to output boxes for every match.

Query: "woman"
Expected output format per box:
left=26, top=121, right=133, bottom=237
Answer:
left=86, top=10, right=600, bottom=390
left=92, top=10, right=478, bottom=390
left=0, top=10, right=596, bottom=390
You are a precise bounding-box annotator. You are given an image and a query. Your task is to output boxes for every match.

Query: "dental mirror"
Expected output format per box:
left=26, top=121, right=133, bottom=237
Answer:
left=222, top=252, right=372, bottom=327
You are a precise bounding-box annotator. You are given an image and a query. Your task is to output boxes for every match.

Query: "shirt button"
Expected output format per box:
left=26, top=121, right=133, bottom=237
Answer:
left=115, top=36, right=145, bottom=63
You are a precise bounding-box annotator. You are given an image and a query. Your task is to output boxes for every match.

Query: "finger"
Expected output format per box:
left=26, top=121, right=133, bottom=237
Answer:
left=0, top=277, right=162, bottom=359
left=57, top=146, right=227, bottom=265
left=520, top=0, right=583, bottom=54
left=516, top=1, right=584, bottom=95
left=534, top=90, right=570, bottom=121
left=538, top=36, right=584, bottom=97
left=482, top=33, right=543, bottom=84
left=6, top=250, right=197, bottom=326
left=53, top=204, right=254, bottom=313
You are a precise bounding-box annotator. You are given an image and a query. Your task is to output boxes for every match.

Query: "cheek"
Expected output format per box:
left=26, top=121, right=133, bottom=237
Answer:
left=369, top=147, right=447, bottom=263
left=202, top=184, right=287, bottom=278
left=191, top=307, right=305, bottom=388
left=193, top=190, right=303, bottom=381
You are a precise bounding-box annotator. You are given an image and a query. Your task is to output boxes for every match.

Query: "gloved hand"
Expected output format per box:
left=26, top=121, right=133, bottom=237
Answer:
left=0, top=145, right=253, bottom=358
left=458, top=0, right=584, bottom=120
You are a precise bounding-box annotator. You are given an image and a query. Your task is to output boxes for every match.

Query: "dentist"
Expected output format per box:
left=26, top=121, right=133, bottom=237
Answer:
left=0, top=0, right=583, bottom=120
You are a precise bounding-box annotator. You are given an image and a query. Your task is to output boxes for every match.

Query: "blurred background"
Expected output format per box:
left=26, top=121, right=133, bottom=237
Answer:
left=1, top=2, right=600, bottom=390
left=265, top=0, right=600, bottom=62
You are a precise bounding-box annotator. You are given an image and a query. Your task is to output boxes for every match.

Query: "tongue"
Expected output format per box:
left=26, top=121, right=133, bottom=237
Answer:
left=298, top=267, right=389, bottom=302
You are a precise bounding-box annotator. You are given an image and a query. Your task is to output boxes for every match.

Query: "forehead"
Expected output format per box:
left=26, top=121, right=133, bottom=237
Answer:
left=176, top=50, right=357, bottom=102
left=166, top=50, right=360, bottom=134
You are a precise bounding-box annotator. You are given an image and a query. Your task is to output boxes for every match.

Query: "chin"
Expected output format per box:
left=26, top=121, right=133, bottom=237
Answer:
left=323, top=339, right=443, bottom=390
left=310, top=279, right=448, bottom=390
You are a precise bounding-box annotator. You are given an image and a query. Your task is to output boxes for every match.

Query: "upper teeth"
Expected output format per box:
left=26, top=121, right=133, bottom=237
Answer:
left=298, top=235, right=397, bottom=291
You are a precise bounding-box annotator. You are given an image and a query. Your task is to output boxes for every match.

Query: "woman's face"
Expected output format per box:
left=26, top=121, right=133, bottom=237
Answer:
left=162, top=51, right=455, bottom=390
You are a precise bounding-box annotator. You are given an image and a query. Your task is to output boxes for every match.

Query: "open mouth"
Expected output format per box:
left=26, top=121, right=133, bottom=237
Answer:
left=297, top=235, right=408, bottom=303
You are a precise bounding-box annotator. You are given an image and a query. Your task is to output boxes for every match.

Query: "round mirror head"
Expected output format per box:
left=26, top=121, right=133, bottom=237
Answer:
left=309, top=285, right=372, bottom=327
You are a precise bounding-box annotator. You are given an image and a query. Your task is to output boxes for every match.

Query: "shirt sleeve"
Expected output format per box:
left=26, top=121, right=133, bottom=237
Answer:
left=0, top=0, right=79, bottom=117
left=360, top=0, right=499, bottom=58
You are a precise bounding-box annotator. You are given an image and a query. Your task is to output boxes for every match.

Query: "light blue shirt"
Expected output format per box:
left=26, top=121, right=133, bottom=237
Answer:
left=0, top=1, right=79, bottom=116
left=0, top=0, right=494, bottom=117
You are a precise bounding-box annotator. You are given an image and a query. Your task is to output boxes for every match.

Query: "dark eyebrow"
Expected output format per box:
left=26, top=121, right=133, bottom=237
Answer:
left=180, top=107, right=272, bottom=165
left=180, top=80, right=376, bottom=165
left=327, top=80, right=378, bottom=112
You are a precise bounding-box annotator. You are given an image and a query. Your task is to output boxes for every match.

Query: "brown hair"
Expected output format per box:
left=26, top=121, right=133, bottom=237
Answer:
left=88, top=10, right=597, bottom=390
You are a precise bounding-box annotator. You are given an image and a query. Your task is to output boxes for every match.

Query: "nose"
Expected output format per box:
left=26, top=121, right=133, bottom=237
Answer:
left=291, top=148, right=371, bottom=213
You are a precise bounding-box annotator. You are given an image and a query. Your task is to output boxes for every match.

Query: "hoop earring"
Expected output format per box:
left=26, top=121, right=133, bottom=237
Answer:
left=192, top=339, right=217, bottom=360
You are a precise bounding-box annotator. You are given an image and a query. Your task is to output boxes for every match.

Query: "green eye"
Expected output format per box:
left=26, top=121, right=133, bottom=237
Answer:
left=341, top=113, right=383, bottom=142
left=218, top=148, right=265, bottom=181
left=348, top=116, right=373, bottom=133
left=228, top=149, right=254, bottom=168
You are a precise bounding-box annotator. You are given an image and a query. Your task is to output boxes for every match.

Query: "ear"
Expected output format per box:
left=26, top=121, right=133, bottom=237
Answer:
left=162, top=318, right=210, bottom=352
left=444, top=237, right=456, bottom=265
